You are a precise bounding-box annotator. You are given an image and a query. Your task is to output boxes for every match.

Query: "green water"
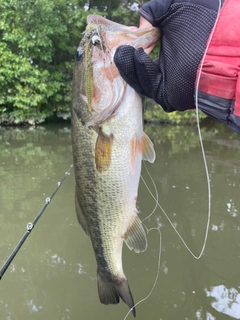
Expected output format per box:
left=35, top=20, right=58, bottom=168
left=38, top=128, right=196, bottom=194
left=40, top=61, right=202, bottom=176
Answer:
left=0, top=122, right=239, bottom=320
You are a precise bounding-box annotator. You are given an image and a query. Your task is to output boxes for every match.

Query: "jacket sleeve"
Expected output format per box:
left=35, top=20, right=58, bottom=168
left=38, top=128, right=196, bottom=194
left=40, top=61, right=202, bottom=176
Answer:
left=139, top=0, right=222, bottom=27
left=114, top=0, right=220, bottom=112
left=139, top=0, right=174, bottom=26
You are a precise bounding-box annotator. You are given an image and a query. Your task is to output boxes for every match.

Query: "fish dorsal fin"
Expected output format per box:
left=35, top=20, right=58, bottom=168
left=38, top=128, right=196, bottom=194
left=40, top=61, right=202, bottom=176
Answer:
left=95, top=127, right=114, bottom=173
left=75, top=190, right=90, bottom=236
left=141, top=132, right=156, bottom=163
left=124, top=215, right=147, bottom=253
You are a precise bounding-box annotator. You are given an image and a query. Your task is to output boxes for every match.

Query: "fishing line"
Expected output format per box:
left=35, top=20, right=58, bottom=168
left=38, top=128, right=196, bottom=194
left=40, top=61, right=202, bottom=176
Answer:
left=142, top=169, right=203, bottom=259
left=94, top=23, right=105, bottom=55
left=141, top=162, right=159, bottom=222
left=122, top=163, right=161, bottom=320
left=123, top=226, right=162, bottom=320
left=140, top=0, right=222, bottom=261
left=0, top=164, right=73, bottom=281
left=193, top=0, right=222, bottom=258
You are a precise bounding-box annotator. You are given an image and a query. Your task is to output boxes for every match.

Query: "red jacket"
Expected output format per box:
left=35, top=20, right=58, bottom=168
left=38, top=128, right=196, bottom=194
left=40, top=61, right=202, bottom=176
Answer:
left=197, top=0, right=240, bottom=133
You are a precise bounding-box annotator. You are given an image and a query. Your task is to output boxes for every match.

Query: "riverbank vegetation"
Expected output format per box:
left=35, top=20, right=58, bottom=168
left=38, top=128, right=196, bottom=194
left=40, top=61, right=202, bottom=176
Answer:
left=0, top=0, right=205, bottom=125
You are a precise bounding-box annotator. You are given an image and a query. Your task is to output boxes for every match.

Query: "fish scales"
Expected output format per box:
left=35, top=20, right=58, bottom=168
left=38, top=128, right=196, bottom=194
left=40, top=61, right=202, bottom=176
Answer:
left=71, top=14, right=160, bottom=317
left=72, top=94, right=143, bottom=275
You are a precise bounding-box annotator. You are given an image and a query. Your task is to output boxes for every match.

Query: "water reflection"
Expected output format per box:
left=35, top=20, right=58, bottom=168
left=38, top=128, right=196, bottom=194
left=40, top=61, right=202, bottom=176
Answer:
left=26, top=299, right=43, bottom=313
left=0, top=122, right=239, bottom=320
left=206, top=285, right=240, bottom=319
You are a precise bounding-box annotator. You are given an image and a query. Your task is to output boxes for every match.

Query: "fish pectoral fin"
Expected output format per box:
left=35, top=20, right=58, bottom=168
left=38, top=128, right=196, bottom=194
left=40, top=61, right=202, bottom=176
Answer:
left=75, top=191, right=89, bottom=236
left=97, top=268, right=136, bottom=317
left=141, top=132, right=156, bottom=163
left=95, top=127, right=114, bottom=173
left=130, top=135, right=137, bottom=173
left=124, top=215, right=147, bottom=253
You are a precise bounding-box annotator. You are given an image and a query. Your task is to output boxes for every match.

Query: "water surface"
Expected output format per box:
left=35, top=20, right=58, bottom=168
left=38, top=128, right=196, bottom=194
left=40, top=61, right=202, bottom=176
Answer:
left=0, top=122, right=240, bottom=320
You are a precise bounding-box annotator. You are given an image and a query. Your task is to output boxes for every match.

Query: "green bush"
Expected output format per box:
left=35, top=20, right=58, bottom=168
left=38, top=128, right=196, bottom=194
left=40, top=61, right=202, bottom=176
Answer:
left=144, top=99, right=207, bottom=124
left=0, top=0, right=100, bottom=124
left=0, top=0, right=204, bottom=125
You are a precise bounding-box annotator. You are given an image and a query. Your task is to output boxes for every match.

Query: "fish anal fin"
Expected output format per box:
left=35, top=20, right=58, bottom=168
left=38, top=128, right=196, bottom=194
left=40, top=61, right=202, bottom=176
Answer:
left=97, top=268, right=136, bottom=317
left=75, top=191, right=89, bottom=236
left=124, top=215, right=147, bottom=253
left=95, top=127, right=114, bottom=173
left=140, top=132, right=156, bottom=163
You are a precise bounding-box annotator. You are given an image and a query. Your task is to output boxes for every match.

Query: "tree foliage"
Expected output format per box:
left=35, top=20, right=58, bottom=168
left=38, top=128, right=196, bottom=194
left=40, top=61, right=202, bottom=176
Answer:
left=0, top=0, right=141, bottom=124
left=0, top=0, right=199, bottom=125
left=0, top=0, right=102, bottom=124
left=144, top=98, right=207, bottom=124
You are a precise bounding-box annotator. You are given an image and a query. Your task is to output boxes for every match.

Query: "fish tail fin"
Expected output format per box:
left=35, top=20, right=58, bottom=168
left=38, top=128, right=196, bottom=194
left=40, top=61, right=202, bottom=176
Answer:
left=97, top=268, right=136, bottom=317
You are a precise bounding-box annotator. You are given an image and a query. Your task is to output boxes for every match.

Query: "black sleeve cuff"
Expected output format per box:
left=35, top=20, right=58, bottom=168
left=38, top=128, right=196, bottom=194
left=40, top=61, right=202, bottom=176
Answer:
left=139, top=0, right=174, bottom=26
left=139, top=0, right=222, bottom=27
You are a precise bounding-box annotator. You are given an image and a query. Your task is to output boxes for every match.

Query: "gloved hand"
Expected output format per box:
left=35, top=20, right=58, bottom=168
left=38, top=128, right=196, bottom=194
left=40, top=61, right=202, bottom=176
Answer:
left=114, top=0, right=220, bottom=112
left=114, top=45, right=163, bottom=106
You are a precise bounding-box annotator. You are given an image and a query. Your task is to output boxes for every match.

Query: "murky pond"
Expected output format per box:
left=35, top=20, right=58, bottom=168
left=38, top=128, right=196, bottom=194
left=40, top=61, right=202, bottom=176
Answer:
left=0, top=121, right=240, bottom=320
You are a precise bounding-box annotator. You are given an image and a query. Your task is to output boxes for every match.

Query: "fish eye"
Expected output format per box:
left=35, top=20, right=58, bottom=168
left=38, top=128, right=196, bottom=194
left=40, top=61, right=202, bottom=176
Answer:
left=92, top=35, right=100, bottom=45
left=76, top=47, right=83, bottom=62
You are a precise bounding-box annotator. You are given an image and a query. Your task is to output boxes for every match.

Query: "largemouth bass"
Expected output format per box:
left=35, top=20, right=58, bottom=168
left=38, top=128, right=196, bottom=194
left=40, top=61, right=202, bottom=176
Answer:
left=71, top=15, right=160, bottom=316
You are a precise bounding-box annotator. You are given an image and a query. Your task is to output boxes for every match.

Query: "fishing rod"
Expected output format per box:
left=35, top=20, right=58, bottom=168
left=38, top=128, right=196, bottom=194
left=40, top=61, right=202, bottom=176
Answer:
left=0, top=164, right=73, bottom=281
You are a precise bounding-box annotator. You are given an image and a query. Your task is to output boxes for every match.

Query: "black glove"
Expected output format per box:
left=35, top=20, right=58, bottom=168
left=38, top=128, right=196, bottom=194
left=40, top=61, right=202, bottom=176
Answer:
left=114, top=0, right=220, bottom=112
left=114, top=45, right=164, bottom=107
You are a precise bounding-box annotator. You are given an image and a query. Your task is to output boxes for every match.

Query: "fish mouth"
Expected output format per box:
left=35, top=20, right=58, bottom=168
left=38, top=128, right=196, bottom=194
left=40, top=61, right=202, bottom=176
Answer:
left=76, top=15, right=160, bottom=125
left=128, top=27, right=160, bottom=50
left=81, top=24, right=107, bottom=57
left=85, top=15, right=160, bottom=52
